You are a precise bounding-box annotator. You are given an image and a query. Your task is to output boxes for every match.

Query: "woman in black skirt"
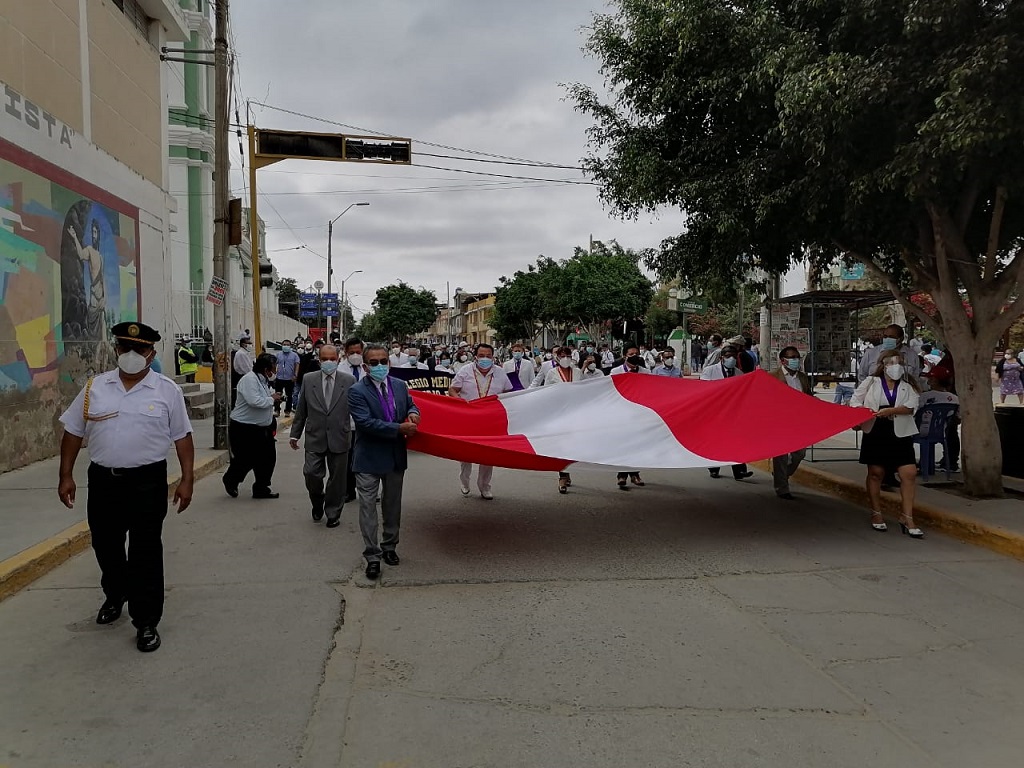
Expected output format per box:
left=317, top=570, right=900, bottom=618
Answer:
left=851, top=351, right=923, bottom=538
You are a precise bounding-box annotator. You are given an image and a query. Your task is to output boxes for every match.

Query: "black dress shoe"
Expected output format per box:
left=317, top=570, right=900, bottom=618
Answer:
left=223, top=479, right=238, bottom=498
left=136, top=626, right=161, bottom=653
left=382, top=551, right=400, bottom=566
left=365, top=561, right=381, bottom=580
left=778, top=493, right=797, bottom=501
left=253, top=490, right=280, bottom=499
left=311, top=506, right=324, bottom=521
left=708, top=469, right=721, bottom=479
left=96, top=598, right=125, bottom=625
left=735, top=471, right=754, bottom=480
left=325, top=518, right=341, bottom=528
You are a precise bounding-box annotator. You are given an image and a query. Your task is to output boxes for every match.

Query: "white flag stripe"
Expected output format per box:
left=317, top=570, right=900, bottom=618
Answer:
left=500, top=376, right=720, bottom=468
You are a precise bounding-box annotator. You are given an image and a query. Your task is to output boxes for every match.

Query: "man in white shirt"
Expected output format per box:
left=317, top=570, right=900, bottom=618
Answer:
left=704, top=334, right=724, bottom=367
left=700, top=345, right=754, bottom=481
left=448, top=343, right=514, bottom=499
left=231, top=335, right=254, bottom=406
left=640, top=344, right=658, bottom=369
left=58, top=321, right=194, bottom=654
left=403, top=347, right=429, bottom=369
left=389, top=342, right=407, bottom=368
left=502, top=342, right=536, bottom=391
left=600, top=344, right=615, bottom=370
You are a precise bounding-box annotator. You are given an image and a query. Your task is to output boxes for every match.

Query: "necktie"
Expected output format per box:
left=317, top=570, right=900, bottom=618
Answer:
left=324, top=374, right=334, bottom=405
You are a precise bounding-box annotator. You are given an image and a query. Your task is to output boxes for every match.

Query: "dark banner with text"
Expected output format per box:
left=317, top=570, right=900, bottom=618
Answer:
left=388, top=367, right=454, bottom=396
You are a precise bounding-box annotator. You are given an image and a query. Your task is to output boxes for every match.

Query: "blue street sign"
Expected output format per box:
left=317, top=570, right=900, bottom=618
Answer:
left=299, top=292, right=318, bottom=302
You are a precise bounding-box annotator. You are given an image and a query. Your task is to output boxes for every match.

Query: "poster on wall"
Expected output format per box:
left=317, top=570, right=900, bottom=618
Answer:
left=0, top=137, right=140, bottom=466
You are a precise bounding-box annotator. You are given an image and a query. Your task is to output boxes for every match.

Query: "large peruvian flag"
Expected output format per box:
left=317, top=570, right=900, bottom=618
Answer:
left=406, top=370, right=871, bottom=472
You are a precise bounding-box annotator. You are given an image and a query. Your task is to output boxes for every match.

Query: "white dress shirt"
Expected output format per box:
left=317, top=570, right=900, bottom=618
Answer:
left=60, top=369, right=193, bottom=468
left=451, top=363, right=513, bottom=400
left=610, top=364, right=652, bottom=376
left=699, top=363, right=745, bottom=381
left=233, top=346, right=253, bottom=375
left=503, top=357, right=537, bottom=388
left=851, top=376, right=920, bottom=437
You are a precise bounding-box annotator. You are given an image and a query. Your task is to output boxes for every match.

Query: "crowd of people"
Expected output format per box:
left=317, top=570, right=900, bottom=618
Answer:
left=61, top=316, right=1001, bottom=652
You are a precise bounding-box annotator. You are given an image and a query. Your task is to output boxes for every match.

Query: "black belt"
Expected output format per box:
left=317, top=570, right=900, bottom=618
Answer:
left=90, top=460, right=167, bottom=478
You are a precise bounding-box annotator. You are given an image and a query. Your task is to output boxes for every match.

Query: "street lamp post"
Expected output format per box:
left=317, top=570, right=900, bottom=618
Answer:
left=339, top=269, right=362, bottom=341
left=326, top=202, right=369, bottom=338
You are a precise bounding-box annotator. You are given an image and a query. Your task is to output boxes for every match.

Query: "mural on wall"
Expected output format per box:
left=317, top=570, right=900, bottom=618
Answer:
left=0, top=138, right=140, bottom=469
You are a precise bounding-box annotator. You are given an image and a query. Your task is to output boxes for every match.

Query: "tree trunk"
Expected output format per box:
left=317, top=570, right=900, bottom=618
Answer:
left=945, top=332, right=1003, bottom=497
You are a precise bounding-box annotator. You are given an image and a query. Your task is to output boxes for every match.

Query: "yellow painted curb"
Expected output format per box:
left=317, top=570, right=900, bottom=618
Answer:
left=751, top=459, right=1024, bottom=561
left=0, top=450, right=230, bottom=603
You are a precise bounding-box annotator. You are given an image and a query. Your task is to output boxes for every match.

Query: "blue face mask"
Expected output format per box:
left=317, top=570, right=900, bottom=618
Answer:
left=320, top=361, right=338, bottom=375
left=282, top=346, right=291, bottom=354
left=722, top=357, right=737, bottom=369
left=476, top=357, right=494, bottom=370
left=882, top=337, right=898, bottom=350
left=586, top=347, right=594, bottom=353
left=512, top=351, right=523, bottom=360
left=785, top=357, right=801, bottom=371
left=367, top=363, right=389, bottom=382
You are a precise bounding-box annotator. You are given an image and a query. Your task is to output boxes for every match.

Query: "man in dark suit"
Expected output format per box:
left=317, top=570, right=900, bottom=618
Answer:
left=347, top=343, right=420, bottom=580
left=289, top=345, right=356, bottom=528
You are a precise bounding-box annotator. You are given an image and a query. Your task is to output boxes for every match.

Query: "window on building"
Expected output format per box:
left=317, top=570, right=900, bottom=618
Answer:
left=111, top=0, right=153, bottom=43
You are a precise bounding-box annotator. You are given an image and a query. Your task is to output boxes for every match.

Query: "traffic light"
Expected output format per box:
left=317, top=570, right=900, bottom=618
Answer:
left=254, top=129, right=412, bottom=165
left=258, top=261, right=274, bottom=288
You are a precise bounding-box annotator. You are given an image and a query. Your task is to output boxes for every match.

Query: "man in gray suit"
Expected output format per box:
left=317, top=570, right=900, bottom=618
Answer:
left=347, top=344, right=420, bottom=580
left=289, top=345, right=356, bottom=528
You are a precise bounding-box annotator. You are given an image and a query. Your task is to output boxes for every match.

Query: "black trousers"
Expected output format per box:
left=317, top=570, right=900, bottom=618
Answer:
left=225, top=419, right=277, bottom=493
left=709, top=464, right=749, bottom=478
left=273, top=379, right=294, bottom=414
left=87, top=461, right=168, bottom=628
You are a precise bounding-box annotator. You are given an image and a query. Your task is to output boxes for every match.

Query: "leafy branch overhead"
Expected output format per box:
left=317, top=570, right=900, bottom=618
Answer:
left=569, top=0, right=1024, bottom=497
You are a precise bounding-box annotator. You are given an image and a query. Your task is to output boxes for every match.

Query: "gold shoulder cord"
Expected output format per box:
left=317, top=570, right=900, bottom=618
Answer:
left=82, top=377, right=93, bottom=421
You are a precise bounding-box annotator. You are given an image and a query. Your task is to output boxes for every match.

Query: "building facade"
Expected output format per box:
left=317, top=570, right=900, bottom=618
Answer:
left=464, top=293, right=496, bottom=347
left=0, top=0, right=188, bottom=471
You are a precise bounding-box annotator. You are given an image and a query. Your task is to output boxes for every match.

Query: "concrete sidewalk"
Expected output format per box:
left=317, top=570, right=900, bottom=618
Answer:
left=751, top=421, right=1024, bottom=561
left=0, top=417, right=236, bottom=601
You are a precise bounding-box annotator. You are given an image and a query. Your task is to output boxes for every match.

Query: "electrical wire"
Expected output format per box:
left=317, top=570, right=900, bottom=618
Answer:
left=249, top=101, right=585, bottom=169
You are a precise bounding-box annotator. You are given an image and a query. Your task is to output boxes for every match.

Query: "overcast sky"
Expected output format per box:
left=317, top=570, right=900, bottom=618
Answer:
left=228, top=0, right=801, bottom=320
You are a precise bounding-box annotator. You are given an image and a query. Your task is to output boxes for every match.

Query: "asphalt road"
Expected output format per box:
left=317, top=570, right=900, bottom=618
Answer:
left=2, top=444, right=1024, bottom=768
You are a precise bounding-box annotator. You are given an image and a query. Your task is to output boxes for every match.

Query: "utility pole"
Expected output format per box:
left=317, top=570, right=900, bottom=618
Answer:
left=247, top=125, right=263, bottom=350
left=211, top=0, right=230, bottom=450
left=326, top=219, right=334, bottom=339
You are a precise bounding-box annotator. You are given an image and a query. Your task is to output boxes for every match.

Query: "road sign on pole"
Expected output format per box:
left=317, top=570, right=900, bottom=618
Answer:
left=679, top=297, right=709, bottom=314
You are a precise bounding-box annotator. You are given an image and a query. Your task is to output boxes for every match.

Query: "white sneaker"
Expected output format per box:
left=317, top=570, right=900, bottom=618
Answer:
left=460, top=485, right=470, bottom=496
left=480, top=490, right=493, bottom=500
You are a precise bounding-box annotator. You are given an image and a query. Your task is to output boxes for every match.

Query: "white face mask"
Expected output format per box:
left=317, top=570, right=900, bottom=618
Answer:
left=347, top=353, right=363, bottom=366
left=558, top=357, right=572, bottom=368
left=885, top=364, right=905, bottom=381
left=587, top=363, right=597, bottom=372
left=117, top=350, right=150, bottom=375
left=663, top=358, right=674, bottom=367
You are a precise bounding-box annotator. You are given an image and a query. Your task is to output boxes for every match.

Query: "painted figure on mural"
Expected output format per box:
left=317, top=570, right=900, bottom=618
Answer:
left=67, top=218, right=107, bottom=341
left=60, top=201, right=123, bottom=368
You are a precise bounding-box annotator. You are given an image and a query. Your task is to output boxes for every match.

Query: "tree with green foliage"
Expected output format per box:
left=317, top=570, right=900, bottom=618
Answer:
left=353, top=311, right=386, bottom=343
left=491, top=257, right=559, bottom=343
left=276, top=277, right=301, bottom=322
left=644, top=288, right=678, bottom=344
left=571, top=0, right=1024, bottom=496
left=557, top=241, right=654, bottom=341
left=371, top=282, right=438, bottom=341
left=492, top=243, right=653, bottom=345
